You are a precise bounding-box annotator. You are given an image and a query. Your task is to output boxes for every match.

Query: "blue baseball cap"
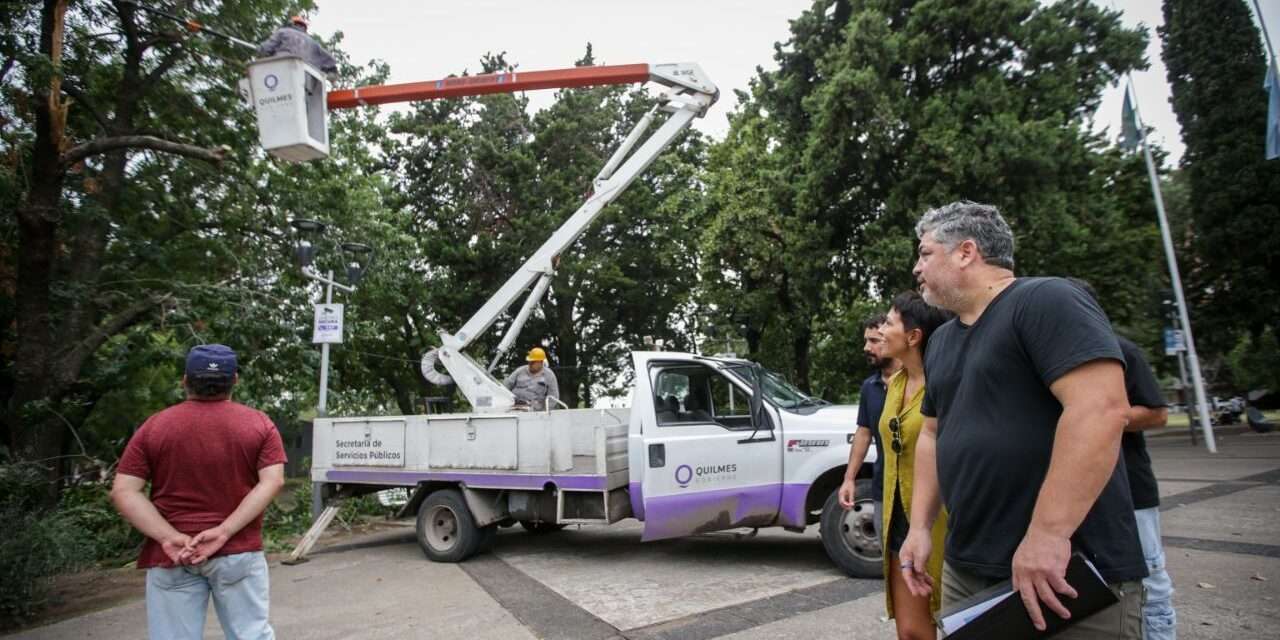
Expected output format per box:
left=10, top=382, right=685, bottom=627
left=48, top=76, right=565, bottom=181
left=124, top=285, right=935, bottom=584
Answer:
left=185, top=344, right=238, bottom=379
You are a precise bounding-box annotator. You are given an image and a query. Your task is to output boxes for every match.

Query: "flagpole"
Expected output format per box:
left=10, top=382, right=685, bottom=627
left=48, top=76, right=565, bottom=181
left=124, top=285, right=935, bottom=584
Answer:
left=1125, top=79, right=1217, bottom=453
left=1254, top=0, right=1277, bottom=67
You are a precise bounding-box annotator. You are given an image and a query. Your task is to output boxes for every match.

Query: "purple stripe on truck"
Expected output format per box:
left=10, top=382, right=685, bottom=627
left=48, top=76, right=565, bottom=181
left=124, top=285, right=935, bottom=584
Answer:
left=629, top=481, right=645, bottom=521
left=641, top=484, right=781, bottom=541
left=779, top=483, right=812, bottom=529
left=325, top=469, right=607, bottom=491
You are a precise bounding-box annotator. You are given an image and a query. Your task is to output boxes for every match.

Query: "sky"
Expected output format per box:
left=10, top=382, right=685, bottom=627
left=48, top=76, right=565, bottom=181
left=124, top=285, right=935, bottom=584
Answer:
left=310, top=0, right=1280, bottom=169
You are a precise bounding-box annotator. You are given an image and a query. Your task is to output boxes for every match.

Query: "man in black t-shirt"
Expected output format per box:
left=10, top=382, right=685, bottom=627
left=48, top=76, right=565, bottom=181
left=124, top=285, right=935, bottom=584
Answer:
left=897, top=202, right=1146, bottom=639
left=1069, top=278, right=1176, bottom=640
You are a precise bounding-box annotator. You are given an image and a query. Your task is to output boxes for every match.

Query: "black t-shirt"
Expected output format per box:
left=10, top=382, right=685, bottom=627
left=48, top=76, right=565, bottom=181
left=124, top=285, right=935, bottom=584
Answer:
left=1117, top=336, right=1166, bottom=510
left=856, top=372, right=890, bottom=499
left=921, top=277, right=1147, bottom=584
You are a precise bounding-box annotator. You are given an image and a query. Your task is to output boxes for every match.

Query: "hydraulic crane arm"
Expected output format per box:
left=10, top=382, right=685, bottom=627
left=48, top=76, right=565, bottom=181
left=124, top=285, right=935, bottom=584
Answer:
left=327, top=63, right=715, bottom=110
left=340, top=63, right=717, bottom=412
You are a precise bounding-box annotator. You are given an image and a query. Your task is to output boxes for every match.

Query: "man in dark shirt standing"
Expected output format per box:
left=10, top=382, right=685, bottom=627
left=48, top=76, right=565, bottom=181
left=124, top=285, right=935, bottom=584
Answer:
left=838, top=313, right=900, bottom=544
left=256, top=15, right=339, bottom=79
left=897, top=202, right=1146, bottom=638
left=112, top=345, right=287, bottom=640
left=1069, top=278, right=1176, bottom=640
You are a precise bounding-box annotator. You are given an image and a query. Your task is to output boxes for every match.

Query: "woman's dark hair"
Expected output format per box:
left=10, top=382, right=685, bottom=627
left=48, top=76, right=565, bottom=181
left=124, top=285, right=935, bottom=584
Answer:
left=186, top=374, right=235, bottom=399
left=890, top=290, right=954, bottom=356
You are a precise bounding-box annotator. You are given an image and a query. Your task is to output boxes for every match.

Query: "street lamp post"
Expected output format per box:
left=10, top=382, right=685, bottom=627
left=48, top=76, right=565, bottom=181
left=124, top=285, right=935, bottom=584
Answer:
left=291, top=221, right=375, bottom=415
left=290, top=220, right=374, bottom=519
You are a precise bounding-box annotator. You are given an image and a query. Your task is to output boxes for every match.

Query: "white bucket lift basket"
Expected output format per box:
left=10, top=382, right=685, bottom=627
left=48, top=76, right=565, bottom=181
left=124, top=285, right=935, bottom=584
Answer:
left=247, top=56, right=329, bottom=162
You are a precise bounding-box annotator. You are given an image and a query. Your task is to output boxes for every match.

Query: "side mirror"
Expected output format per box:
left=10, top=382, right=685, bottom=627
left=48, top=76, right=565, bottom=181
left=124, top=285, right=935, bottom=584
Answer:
left=738, top=364, right=775, bottom=444
left=749, top=372, right=764, bottom=426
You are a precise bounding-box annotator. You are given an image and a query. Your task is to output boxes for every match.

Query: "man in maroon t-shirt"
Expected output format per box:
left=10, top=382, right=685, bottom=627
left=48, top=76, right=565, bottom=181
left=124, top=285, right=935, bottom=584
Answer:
left=112, top=344, right=286, bottom=640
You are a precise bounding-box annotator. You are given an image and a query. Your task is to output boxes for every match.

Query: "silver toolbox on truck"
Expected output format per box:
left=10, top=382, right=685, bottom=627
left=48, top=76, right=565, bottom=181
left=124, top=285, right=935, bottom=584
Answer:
left=312, top=408, right=630, bottom=497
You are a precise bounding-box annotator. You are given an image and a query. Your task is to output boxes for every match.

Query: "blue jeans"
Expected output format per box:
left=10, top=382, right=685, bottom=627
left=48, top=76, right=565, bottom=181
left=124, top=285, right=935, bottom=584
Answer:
left=146, top=551, right=275, bottom=640
left=1135, top=507, right=1176, bottom=639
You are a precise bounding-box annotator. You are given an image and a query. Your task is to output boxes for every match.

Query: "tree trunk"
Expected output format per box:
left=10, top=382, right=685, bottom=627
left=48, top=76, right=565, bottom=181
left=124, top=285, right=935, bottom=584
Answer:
left=554, top=289, right=579, bottom=409
left=745, top=325, right=763, bottom=359
left=384, top=371, right=416, bottom=415
left=8, top=1, right=71, bottom=492
left=791, top=326, right=812, bottom=393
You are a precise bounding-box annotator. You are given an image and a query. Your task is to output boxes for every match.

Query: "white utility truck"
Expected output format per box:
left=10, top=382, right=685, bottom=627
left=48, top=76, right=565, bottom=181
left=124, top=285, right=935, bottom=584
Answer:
left=272, top=60, right=882, bottom=577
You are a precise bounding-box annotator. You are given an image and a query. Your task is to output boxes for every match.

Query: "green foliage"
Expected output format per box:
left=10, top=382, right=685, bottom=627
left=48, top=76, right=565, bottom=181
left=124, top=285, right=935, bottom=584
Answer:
left=261, top=479, right=315, bottom=550
left=57, top=481, right=144, bottom=564
left=702, top=0, right=1157, bottom=389
left=1226, top=328, right=1280, bottom=393
left=1160, top=0, right=1280, bottom=356
left=0, top=463, right=98, bottom=627
left=261, top=480, right=399, bottom=552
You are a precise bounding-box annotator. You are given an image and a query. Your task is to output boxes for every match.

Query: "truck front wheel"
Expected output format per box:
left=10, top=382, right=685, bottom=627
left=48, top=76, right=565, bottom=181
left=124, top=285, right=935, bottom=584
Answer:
left=819, top=480, right=883, bottom=578
left=416, top=489, right=490, bottom=562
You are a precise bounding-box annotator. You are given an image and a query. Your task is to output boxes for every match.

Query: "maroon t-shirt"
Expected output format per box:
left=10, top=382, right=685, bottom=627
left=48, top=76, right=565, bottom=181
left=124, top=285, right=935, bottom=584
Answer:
left=118, top=398, right=287, bottom=568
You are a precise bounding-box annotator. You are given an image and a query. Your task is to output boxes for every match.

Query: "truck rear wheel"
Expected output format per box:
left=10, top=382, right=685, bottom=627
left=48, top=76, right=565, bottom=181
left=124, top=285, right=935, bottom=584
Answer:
left=416, top=489, right=487, bottom=562
left=819, top=479, right=883, bottom=578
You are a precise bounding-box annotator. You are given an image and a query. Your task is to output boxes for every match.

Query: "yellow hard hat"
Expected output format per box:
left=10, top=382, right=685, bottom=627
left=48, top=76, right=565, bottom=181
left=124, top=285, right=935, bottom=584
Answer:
left=526, top=347, right=547, bottom=362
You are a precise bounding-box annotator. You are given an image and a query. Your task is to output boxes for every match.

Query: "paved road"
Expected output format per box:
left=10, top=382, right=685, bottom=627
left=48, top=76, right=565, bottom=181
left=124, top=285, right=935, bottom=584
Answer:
left=13, top=427, right=1280, bottom=639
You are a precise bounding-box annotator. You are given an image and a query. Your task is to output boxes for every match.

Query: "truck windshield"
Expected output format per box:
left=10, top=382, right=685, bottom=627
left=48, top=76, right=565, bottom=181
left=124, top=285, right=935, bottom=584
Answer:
left=727, top=364, right=825, bottom=410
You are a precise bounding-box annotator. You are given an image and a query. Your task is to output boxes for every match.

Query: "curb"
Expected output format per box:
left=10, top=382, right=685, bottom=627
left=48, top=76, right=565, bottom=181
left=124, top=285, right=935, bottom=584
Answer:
left=1145, top=423, right=1261, bottom=440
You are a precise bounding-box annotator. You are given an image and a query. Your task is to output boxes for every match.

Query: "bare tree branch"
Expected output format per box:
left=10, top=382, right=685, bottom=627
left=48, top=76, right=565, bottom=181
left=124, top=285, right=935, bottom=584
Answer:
left=60, top=135, right=228, bottom=168
left=55, top=291, right=175, bottom=388
left=60, top=82, right=110, bottom=132
left=143, top=42, right=186, bottom=88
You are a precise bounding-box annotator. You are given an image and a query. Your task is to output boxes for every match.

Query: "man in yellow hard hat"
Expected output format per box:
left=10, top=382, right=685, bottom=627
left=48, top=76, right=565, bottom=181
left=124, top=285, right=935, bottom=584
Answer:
left=503, top=347, right=560, bottom=410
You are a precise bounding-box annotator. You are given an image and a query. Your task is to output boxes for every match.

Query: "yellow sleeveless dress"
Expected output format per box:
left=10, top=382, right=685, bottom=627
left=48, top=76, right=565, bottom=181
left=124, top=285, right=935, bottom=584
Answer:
left=879, top=369, right=948, bottom=617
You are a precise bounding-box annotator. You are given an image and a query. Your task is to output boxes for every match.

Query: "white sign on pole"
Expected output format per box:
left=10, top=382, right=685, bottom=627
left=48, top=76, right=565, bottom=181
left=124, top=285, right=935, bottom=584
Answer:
left=1163, top=328, right=1185, bottom=356
left=313, top=303, right=345, bottom=344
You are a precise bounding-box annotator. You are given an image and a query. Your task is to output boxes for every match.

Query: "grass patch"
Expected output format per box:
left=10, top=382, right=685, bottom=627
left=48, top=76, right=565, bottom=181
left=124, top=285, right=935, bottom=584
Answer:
left=261, top=479, right=400, bottom=553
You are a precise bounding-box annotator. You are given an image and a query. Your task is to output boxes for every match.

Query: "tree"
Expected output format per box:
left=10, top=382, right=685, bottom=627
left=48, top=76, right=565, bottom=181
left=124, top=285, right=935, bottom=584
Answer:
left=703, top=0, right=1157, bottom=391
left=0, top=1, right=400, bottom=492
left=1160, top=0, right=1280, bottom=357
left=2, top=1, right=267, bottom=485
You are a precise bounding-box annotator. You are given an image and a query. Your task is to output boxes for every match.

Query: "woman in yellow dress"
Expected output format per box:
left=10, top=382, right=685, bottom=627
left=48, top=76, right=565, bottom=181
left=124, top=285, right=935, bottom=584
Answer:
left=878, top=290, right=954, bottom=639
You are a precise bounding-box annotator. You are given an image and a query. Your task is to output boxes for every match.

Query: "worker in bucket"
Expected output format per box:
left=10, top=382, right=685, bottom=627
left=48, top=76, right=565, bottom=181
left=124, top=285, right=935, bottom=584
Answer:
left=255, top=15, right=338, bottom=80
left=504, top=347, right=561, bottom=411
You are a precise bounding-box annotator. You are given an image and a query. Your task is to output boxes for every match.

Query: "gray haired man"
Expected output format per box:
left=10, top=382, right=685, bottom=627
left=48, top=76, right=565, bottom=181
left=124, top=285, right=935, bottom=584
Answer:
left=897, top=202, right=1147, bottom=638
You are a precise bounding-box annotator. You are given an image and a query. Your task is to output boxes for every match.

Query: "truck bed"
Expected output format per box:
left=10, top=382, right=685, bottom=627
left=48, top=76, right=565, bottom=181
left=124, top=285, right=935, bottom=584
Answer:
left=311, top=408, right=631, bottom=493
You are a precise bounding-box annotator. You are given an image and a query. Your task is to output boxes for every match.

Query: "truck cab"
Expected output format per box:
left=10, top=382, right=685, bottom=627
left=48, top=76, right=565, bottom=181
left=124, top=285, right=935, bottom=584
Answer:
left=629, top=351, right=880, bottom=576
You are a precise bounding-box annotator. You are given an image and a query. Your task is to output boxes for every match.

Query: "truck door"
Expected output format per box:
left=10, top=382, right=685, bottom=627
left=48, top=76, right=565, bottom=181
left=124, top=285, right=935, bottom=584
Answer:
left=638, top=358, right=782, bottom=541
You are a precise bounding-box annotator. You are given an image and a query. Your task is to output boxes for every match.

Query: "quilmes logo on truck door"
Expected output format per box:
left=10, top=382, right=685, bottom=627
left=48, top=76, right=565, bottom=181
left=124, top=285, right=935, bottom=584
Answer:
left=674, top=463, right=738, bottom=488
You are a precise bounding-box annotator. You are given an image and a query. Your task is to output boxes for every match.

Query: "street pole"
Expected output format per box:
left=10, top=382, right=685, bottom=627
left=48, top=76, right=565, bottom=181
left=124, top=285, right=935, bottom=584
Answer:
left=317, top=270, right=334, bottom=417
left=1128, top=79, right=1217, bottom=453
left=1254, top=0, right=1276, bottom=66
left=1168, top=304, right=1195, bottom=444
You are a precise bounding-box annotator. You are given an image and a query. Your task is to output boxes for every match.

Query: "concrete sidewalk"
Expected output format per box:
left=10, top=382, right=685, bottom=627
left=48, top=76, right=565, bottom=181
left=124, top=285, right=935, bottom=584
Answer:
left=10, top=429, right=1279, bottom=639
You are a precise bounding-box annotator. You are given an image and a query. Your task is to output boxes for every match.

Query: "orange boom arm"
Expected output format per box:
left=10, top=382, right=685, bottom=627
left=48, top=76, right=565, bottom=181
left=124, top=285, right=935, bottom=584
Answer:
left=327, top=63, right=652, bottom=109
